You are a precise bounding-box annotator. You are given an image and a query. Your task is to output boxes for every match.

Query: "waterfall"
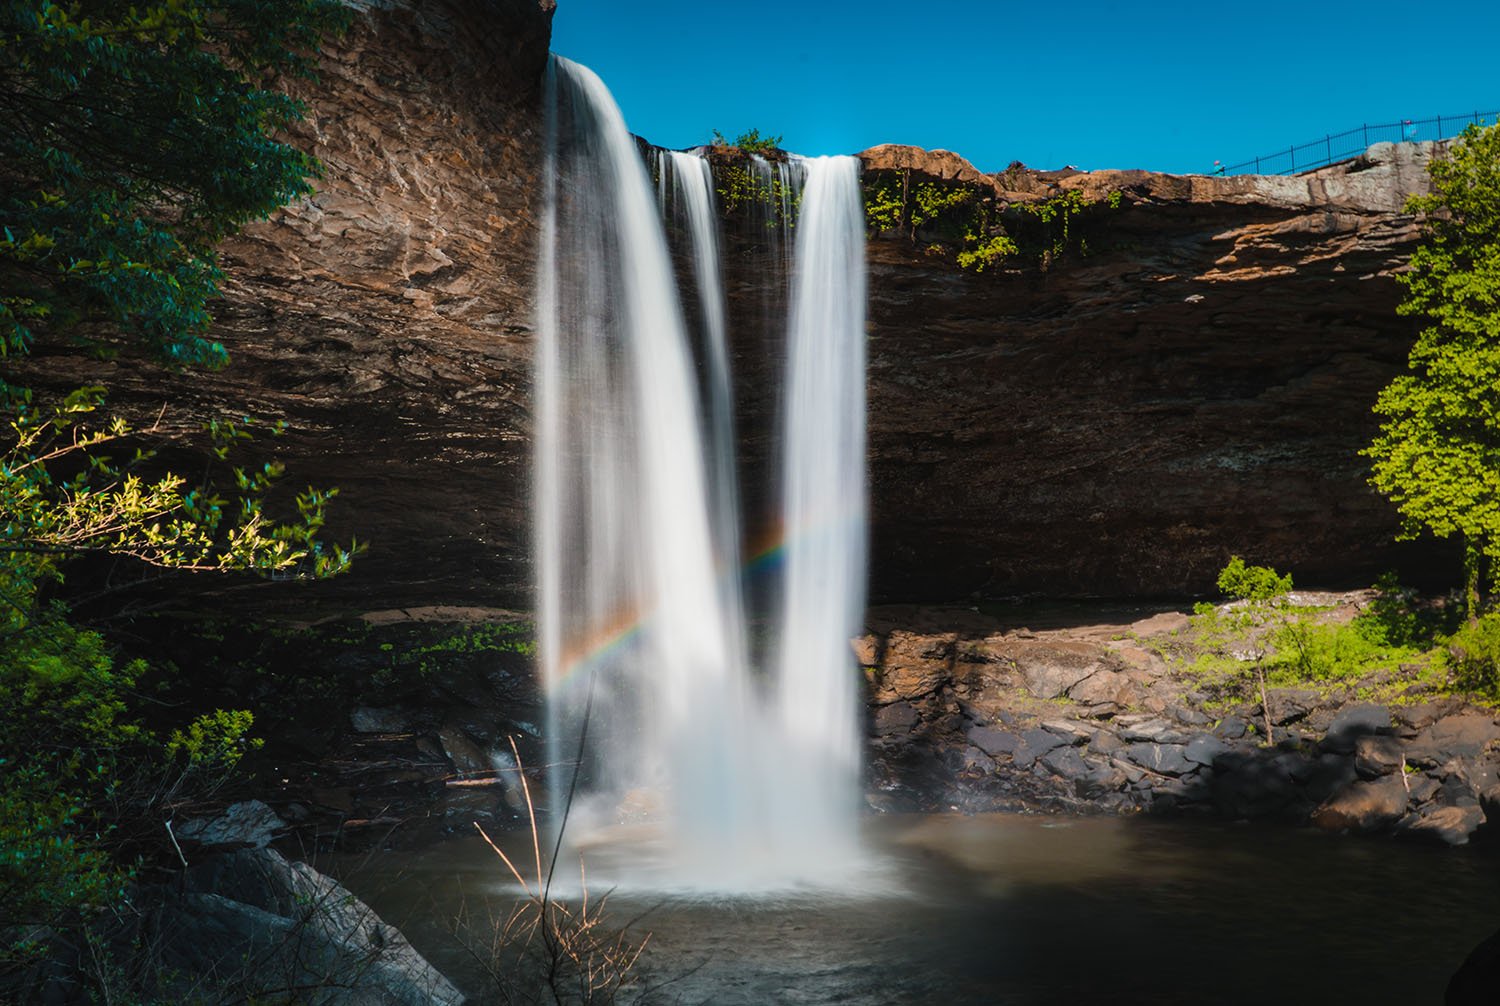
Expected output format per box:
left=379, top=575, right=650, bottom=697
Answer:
left=656, top=149, right=745, bottom=656
left=773, top=156, right=868, bottom=860
left=539, top=55, right=867, bottom=891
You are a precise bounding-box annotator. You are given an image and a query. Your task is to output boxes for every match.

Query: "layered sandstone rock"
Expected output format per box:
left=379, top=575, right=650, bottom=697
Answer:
left=856, top=141, right=1447, bottom=599
left=18, top=0, right=554, bottom=612
left=16, top=0, right=1454, bottom=614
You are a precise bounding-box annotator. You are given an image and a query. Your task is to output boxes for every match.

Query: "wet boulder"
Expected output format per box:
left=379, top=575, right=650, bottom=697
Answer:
left=1401, top=804, right=1486, bottom=846
left=1311, top=776, right=1409, bottom=833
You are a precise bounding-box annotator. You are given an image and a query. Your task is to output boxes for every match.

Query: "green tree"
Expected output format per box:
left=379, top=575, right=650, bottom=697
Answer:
left=1365, top=121, right=1500, bottom=621
left=1, top=0, right=349, bottom=364
left=0, top=0, right=354, bottom=971
left=711, top=127, right=782, bottom=154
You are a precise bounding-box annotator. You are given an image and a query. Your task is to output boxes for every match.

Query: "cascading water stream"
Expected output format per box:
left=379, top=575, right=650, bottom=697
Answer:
left=655, top=150, right=745, bottom=659
left=773, top=156, right=868, bottom=862
left=538, top=55, right=867, bottom=891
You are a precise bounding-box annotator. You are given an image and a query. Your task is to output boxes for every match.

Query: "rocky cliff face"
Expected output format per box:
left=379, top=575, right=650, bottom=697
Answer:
left=857, top=142, right=1445, bottom=599
left=18, top=0, right=555, bottom=613
left=15, top=0, right=1451, bottom=613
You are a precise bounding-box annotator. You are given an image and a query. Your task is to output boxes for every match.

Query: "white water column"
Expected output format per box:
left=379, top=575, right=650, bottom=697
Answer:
left=774, top=155, right=868, bottom=863
left=658, top=151, right=746, bottom=656
left=538, top=57, right=753, bottom=861
left=539, top=57, right=868, bottom=890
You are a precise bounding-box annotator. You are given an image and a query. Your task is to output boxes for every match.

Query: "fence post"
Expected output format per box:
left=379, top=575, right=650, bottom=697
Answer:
left=1363, top=124, right=1368, bottom=148
left=1326, top=135, right=1332, bottom=164
left=1255, top=156, right=1260, bottom=173
left=1437, top=114, right=1443, bottom=138
left=1289, top=145, right=1295, bottom=171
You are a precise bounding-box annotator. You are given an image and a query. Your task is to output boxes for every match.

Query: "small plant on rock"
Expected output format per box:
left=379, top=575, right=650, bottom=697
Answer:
left=710, top=127, right=782, bottom=154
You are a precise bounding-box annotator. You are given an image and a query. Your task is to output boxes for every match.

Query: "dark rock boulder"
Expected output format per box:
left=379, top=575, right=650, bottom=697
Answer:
left=875, top=701, right=922, bottom=735
left=1184, top=735, right=1230, bottom=768
left=1480, top=783, right=1500, bottom=824
left=1212, top=751, right=1301, bottom=818
left=1321, top=703, right=1392, bottom=753
left=966, top=724, right=1022, bottom=757
left=1408, top=713, right=1500, bottom=766
left=1213, top=716, right=1250, bottom=740
left=351, top=706, right=410, bottom=734
left=1123, top=742, right=1195, bottom=776
left=1353, top=734, right=1406, bottom=777
left=1013, top=728, right=1070, bottom=769
left=1265, top=689, right=1321, bottom=726
left=1040, top=746, right=1091, bottom=782
left=175, top=801, right=286, bottom=849
left=159, top=848, right=463, bottom=1004
left=1401, top=804, right=1486, bottom=846
left=1116, top=715, right=1193, bottom=745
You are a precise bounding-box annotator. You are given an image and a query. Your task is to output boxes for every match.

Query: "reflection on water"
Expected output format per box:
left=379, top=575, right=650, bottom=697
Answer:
left=330, top=814, right=1499, bottom=1005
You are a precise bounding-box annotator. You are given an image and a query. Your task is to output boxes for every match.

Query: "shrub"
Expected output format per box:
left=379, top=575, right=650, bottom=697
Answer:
left=1216, top=555, right=1293, bottom=602
left=1352, top=571, right=1452, bottom=648
left=1444, top=613, right=1500, bottom=696
left=711, top=127, right=782, bottom=153
left=1267, top=620, right=1401, bottom=684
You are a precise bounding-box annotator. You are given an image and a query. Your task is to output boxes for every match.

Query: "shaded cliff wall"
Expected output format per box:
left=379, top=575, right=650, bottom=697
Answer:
left=12, top=1, right=1450, bottom=612
left=857, top=144, right=1445, bottom=599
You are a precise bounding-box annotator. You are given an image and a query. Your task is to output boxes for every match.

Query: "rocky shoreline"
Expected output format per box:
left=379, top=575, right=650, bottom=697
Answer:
left=194, top=602, right=1500, bottom=851
left=862, top=602, right=1500, bottom=846
left=67, top=602, right=1497, bottom=1004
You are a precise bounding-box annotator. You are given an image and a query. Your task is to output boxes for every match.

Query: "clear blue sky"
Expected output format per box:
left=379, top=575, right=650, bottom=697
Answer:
left=550, top=0, right=1500, bottom=175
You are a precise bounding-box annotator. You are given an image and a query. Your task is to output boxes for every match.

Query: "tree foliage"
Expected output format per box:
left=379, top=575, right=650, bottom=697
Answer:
left=0, top=0, right=349, bottom=365
left=1215, top=554, right=1294, bottom=602
left=1365, top=121, right=1500, bottom=618
left=710, top=126, right=782, bottom=154
left=0, top=0, right=352, bottom=966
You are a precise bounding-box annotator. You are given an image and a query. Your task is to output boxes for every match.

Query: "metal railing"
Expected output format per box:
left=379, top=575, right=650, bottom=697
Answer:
left=1219, top=111, right=1497, bottom=176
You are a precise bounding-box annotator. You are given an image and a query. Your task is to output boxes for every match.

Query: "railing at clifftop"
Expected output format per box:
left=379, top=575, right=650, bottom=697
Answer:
left=1219, top=111, right=1497, bottom=176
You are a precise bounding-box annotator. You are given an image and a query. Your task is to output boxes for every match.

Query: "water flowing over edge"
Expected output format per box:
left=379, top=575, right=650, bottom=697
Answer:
left=538, top=55, right=869, bottom=894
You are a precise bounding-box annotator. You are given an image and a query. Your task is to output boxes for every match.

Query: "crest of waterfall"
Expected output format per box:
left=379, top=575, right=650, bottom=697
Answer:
left=539, top=55, right=867, bottom=891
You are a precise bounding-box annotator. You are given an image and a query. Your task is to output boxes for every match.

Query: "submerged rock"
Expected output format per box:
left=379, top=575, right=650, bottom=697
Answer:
left=1449, top=925, right=1500, bottom=1005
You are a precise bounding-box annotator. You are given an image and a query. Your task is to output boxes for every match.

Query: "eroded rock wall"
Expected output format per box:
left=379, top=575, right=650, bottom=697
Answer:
left=17, top=0, right=555, bottom=613
left=13, top=0, right=1451, bottom=612
left=857, top=142, right=1445, bottom=600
